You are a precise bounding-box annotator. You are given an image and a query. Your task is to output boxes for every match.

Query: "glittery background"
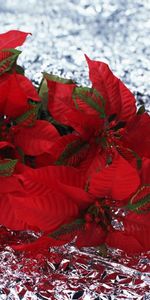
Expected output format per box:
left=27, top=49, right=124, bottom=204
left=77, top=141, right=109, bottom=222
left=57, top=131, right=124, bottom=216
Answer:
left=0, top=0, right=150, bottom=108
left=0, top=0, right=150, bottom=299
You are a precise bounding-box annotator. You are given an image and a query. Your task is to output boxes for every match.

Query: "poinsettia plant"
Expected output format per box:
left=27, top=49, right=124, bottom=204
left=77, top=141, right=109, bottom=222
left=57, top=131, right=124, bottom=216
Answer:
left=0, top=30, right=150, bottom=254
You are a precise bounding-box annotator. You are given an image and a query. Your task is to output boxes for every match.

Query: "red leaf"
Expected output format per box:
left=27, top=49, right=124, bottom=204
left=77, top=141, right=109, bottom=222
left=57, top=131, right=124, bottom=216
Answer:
left=0, top=194, right=34, bottom=230
left=64, top=110, right=103, bottom=140
left=47, top=76, right=105, bottom=131
left=8, top=165, right=92, bottom=231
left=79, top=146, right=106, bottom=177
left=106, top=212, right=150, bottom=253
left=49, top=133, right=84, bottom=163
left=140, top=157, right=150, bottom=185
left=106, top=229, right=144, bottom=254
left=47, top=77, right=76, bottom=124
left=8, top=192, right=79, bottom=232
left=0, top=141, right=14, bottom=150
left=0, top=175, right=23, bottom=193
left=0, top=73, right=40, bottom=118
left=11, top=234, right=69, bottom=252
left=89, top=154, right=140, bottom=201
left=14, top=120, right=60, bottom=156
left=76, top=223, right=106, bottom=247
left=85, top=55, right=136, bottom=122
left=0, top=167, right=79, bottom=232
left=18, top=165, right=93, bottom=208
left=15, top=73, right=40, bottom=102
left=0, top=50, right=14, bottom=73
left=35, top=153, right=55, bottom=168
left=123, top=113, right=150, bottom=159
left=0, top=30, right=30, bottom=50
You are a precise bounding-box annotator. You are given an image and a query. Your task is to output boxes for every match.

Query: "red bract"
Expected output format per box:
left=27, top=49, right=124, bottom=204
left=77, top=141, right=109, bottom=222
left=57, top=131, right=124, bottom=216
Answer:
left=106, top=211, right=150, bottom=253
left=46, top=57, right=143, bottom=186
left=105, top=159, right=150, bottom=253
left=0, top=30, right=29, bottom=74
left=47, top=55, right=136, bottom=124
left=89, top=153, right=140, bottom=202
left=106, top=229, right=145, bottom=254
left=140, top=157, right=150, bottom=184
left=76, top=222, right=107, bottom=248
left=0, top=30, right=40, bottom=118
left=0, top=117, right=60, bottom=165
left=122, top=112, right=150, bottom=159
left=85, top=55, right=136, bottom=122
left=0, top=72, right=40, bottom=118
left=0, top=30, right=30, bottom=51
left=0, top=164, right=93, bottom=232
left=13, top=120, right=60, bottom=156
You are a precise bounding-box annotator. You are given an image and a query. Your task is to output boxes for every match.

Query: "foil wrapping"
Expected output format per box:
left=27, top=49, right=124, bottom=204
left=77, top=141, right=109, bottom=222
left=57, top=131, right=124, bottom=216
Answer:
left=0, top=227, right=150, bottom=299
left=0, top=0, right=149, bottom=109
left=0, top=0, right=150, bottom=299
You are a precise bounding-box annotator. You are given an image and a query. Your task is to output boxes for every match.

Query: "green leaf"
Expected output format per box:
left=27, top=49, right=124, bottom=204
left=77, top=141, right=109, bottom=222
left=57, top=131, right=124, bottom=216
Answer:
left=117, top=146, right=142, bottom=170
left=43, top=72, right=75, bottom=84
left=56, top=139, right=88, bottom=166
left=0, top=159, right=18, bottom=176
left=0, top=48, right=21, bottom=75
left=15, top=64, right=25, bottom=75
left=15, top=100, right=41, bottom=126
left=16, top=146, right=25, bottom=164
left=38, top=78, right=48, bottom=103
left=50, top=218, right=84, bottom=239
left=126, top=185, right=150, bottom=213
left=73, top=86, right=106, bottom=118
left=129, top=148, right=142, bottom=169
left=137, top=105, right=145, bottom=115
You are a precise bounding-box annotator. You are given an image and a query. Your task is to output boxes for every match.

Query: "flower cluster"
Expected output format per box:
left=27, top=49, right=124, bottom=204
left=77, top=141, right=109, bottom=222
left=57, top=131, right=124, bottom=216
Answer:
left=0, top=30, right=150, bottom=254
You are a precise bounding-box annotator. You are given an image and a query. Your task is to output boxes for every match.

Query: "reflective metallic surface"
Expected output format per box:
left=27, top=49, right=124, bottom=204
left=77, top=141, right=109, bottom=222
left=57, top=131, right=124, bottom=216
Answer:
left=0, top=0, right=149, bottom=108
left=0, top=227, right=150, bottom=299
left=0, top=1, right=150, bottom=299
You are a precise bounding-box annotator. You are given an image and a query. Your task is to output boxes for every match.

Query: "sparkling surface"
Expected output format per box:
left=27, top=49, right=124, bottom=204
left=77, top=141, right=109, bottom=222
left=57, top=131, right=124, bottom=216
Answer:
left=0, top=0, right=150, bottom=299
left=0, top=227, right=150, bottom=300
left=0, top=0, right=149, bottom=108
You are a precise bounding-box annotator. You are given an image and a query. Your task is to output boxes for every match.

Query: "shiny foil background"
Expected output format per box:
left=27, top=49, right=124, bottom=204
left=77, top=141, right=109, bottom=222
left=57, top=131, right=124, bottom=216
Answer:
left=0, top=0, right=150, bottom=107
left=0, top=0, right=150, bottom=299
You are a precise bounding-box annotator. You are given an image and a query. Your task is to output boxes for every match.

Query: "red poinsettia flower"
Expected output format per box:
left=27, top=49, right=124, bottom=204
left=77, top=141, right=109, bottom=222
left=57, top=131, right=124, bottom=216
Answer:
left=45, top=57, right=146, bottom=200
left=1, top=111, right=94, bottom=236
left=0, top=33, right=149, bottom=257
left=45, top=56, right=138, bottom=173
left=0, top=30, right=41, bottom=118
left=85, top=55, right=150, bottom=162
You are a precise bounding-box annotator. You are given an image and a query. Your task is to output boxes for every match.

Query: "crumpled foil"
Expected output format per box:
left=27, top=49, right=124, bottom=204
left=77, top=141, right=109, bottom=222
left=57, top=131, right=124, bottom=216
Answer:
left=0, top=227, right=150, bottom=299
left=0, top=0, right=150, bottom=109
left=0, top=0, right=150, bottom=299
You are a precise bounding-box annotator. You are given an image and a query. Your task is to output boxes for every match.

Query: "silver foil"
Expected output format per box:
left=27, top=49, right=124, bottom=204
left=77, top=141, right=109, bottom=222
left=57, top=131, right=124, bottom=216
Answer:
left=0, top=228, right=150, bottom=299
left=0, top=1, right=150, bottom=299
left=0, top=0, right=149, bottom=108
